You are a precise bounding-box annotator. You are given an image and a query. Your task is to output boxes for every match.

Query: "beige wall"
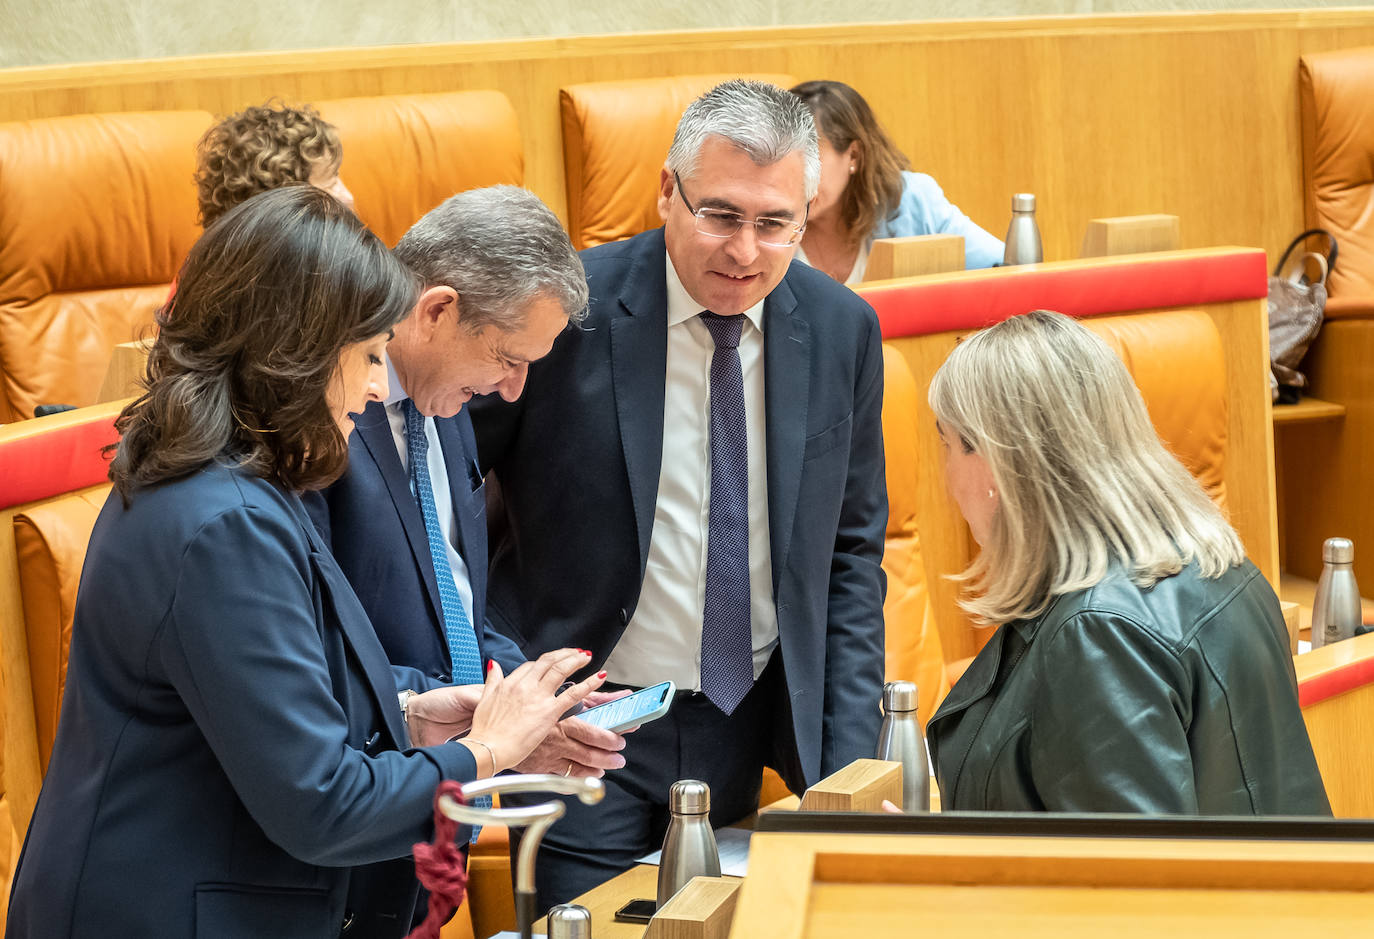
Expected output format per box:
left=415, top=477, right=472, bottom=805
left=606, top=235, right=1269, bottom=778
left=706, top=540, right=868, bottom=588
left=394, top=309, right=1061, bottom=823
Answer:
left=0, top=0, right=1347, bottom=69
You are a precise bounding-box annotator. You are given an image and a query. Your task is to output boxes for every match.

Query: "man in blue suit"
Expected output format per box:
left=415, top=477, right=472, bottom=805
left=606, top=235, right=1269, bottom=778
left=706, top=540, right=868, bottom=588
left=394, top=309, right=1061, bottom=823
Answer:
left=308, top=187, right=627, bottom=935
left=470, top=81, right=888, bottom=908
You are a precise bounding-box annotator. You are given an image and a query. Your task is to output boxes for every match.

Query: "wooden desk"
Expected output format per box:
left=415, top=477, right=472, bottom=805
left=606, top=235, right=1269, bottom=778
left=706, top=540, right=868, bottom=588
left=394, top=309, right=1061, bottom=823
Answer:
left=528, top=865, right=682, bottom=938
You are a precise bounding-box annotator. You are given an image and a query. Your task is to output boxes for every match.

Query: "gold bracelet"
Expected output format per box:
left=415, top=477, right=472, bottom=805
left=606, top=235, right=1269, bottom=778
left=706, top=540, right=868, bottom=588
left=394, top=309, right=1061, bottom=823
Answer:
left=464, top=737, right=498, bottom=776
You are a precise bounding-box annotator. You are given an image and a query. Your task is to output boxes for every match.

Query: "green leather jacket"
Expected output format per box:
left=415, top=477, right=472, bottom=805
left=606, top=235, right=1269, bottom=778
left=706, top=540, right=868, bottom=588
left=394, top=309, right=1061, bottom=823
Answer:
left=927, top=560, right=1331, bottom=815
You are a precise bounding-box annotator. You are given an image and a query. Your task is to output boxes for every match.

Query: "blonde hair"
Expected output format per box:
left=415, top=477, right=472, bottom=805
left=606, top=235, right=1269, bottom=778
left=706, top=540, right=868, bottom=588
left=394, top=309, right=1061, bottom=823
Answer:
left=928, top=310, right=1245, bottom=625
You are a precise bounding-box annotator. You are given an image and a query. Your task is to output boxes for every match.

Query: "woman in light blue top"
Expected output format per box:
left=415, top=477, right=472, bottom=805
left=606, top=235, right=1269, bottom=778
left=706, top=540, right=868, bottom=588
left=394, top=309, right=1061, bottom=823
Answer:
left=790, top=80, right=1003, bottom=282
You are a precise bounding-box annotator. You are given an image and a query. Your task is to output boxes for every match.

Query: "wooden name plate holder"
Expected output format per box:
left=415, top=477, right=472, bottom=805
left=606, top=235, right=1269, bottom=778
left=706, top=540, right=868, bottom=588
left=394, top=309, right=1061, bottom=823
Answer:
left=865, top=234, right=966, bottom=281
left=643, top=877, right=741, bottom=939
left=797, top=759, right=902, bottom=813
left=730, top=814, right=1374, bottom=938
left=1081, top=214, right=1181, bottom=258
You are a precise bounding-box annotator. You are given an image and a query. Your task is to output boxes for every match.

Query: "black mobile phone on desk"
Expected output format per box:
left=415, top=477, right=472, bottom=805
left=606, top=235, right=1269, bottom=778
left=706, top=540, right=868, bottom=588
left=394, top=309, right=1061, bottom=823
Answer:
left=577, top=680, right=675, bottom=733
left=614, top=898, right=658, bottom=924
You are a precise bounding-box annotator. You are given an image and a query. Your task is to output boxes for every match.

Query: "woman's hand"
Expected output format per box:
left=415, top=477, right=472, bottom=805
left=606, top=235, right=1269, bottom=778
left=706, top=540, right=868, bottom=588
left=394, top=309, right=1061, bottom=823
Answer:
left=450, top=649, right=607, bottom=776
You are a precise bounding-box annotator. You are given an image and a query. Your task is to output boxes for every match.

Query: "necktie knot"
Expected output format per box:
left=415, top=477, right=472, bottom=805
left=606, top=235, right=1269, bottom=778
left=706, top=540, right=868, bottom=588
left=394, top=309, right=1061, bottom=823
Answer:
left=699, top=311, right=743, bottom=350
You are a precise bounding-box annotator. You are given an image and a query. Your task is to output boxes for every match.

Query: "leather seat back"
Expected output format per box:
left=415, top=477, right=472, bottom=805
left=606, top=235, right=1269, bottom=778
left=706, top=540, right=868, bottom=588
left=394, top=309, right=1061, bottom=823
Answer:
left=1300, top=48, right=1374, bottom=309
left=559, top=73, right=795, bottom=249
left=0, top=111, right=209, bottom=421
left=1084, top=310, right=1228, bottom=508
left=880, top=344, right=948, bottom=725
left=318, top=90, right=524, bottom=247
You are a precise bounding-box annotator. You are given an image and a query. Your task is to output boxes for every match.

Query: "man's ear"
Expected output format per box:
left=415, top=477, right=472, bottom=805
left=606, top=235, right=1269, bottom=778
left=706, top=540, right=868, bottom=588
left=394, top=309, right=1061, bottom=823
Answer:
left=656, top=166, right=675, bottom=223
left=414, top=286, right=458, bottom=340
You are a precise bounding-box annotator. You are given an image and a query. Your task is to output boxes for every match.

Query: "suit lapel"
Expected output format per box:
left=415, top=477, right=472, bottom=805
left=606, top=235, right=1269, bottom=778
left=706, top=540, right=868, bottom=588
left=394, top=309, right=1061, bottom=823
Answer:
left=288, top=492, right=409, bottom=748
left=610, top=232, right=669, bottom=575
left=763, top=278, right=809, bottom=592
left=353, top=401, right=445, bottom=627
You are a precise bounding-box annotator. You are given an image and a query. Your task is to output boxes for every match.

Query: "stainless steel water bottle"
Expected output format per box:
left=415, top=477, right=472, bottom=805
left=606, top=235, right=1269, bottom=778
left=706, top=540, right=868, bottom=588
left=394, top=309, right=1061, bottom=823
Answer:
left=656, top=779, right=720, bottom=907
left=1311, top=537, right=1361, bottom=648
left=1003, top=193, right=1044, bottom=265
left=875, top=680, right=930, bottom=812
left=546, top=903, right=592, bottom=939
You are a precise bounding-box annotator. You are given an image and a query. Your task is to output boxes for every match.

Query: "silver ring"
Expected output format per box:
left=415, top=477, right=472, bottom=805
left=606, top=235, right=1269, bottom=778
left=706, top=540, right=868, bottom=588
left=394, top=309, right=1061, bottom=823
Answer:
left=563, top=762, right=573, bottom=777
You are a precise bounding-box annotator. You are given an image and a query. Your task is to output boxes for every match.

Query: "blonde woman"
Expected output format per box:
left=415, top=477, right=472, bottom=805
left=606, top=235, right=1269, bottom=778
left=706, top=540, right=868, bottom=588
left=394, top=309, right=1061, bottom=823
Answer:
left=925, top=310, right=1329, bottom=815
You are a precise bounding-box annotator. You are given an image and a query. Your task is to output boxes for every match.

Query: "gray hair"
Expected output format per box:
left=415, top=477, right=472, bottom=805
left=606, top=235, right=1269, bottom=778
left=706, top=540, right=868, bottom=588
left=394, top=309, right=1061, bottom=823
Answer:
left=393, top=185, right=588, bottom=332
left=666, top=80, right=821, bottom=201
left=929, top=310, right=1245, bottom=625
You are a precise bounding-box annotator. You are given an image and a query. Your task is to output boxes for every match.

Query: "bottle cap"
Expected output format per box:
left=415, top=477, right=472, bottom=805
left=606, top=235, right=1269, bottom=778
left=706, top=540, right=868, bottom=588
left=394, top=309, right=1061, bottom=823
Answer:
left=546, top=903, right=592, bottom=939
left=1324, top=537, right=1355, bottom=564
left=1012, top=193, right=1036, bottom=212
left=669, top=779, right=711, bottom=815
left=882, top=680, right=919, bottom=713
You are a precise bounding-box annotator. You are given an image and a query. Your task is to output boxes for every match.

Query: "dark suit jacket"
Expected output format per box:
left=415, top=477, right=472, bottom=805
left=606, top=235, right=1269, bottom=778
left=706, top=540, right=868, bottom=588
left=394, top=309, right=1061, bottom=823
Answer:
left=469, top=227, right=888, bottom=793
left=7, top=465, right=476, bottom=939
left=306, top=400, right=524, bottom=682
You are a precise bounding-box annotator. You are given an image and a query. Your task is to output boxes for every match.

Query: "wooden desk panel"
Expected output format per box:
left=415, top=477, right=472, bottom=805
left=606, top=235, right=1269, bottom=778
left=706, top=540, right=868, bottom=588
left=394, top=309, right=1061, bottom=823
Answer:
left=731, top=831, right=1374, bottom=938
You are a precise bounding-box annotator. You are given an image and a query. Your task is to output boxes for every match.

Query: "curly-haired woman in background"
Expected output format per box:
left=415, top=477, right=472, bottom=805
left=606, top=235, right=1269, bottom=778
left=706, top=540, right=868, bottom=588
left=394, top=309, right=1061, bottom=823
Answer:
left=194, top=100, right=354, bottom=226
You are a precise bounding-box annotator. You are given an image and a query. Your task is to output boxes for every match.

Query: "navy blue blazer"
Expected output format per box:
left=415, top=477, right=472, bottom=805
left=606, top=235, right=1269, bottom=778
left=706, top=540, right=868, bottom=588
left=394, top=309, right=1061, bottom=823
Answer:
left=306, top=400, right=524, bottom=682
left=470, top=228, right=888, bottom=793
left=7, top=465, right=476, bottom=939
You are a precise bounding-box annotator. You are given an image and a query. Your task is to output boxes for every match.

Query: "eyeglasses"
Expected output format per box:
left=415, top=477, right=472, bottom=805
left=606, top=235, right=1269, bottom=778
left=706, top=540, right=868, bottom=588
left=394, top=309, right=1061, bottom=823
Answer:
left=674, top=172, right=807, bottom=248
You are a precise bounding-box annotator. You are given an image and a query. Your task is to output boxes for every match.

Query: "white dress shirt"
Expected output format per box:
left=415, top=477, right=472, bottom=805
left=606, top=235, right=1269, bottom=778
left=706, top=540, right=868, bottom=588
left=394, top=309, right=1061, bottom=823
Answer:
left=383, top=357, right=476, bottom=629
left=602, top=256, right=780, bottom=690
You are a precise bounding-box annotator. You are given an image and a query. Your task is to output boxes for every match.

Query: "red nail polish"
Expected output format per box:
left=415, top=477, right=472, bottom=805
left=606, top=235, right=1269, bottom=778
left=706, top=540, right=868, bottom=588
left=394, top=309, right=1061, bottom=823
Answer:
left=582, top=649, right=592, bottom=656
left=597, top=670, right=607, bottom=679
left=486, top=660, right=494, bottom=673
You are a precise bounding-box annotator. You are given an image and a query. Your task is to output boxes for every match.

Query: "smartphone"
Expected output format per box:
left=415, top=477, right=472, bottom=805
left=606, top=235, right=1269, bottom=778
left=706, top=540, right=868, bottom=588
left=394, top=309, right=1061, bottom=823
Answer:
left=614, top=898, right=658, bottom=924
left=576, top=680, right=675, bottom=733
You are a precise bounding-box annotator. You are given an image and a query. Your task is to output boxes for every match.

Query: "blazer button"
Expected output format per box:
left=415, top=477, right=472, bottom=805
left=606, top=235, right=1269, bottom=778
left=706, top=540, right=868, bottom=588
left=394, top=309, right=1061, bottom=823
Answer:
left=619, top=608, right=629, bottom=625
left=436, top=672, right=452, bottom=684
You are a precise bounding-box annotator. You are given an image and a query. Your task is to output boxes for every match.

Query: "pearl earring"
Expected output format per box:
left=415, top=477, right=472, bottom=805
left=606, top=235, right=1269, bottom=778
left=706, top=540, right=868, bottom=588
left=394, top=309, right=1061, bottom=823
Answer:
left=848, top=164, right=856, bottom=175
left=987, top=489, right=996, bottom=499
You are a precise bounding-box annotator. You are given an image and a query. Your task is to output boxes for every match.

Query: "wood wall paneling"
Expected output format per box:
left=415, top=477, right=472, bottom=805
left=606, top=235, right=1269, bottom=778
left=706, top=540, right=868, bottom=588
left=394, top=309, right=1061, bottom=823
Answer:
left=3, top=11, right=1374, bottom=262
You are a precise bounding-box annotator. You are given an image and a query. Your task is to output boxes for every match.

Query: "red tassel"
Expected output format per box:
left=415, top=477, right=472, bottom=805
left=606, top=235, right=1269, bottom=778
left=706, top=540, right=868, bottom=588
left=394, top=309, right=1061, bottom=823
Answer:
left=405, top=780, right=470, bottom=939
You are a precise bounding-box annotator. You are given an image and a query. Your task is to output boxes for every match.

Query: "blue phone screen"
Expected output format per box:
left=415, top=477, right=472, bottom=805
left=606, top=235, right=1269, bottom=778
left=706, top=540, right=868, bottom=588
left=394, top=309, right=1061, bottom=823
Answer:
left=581, top=682, right=672, bottom=729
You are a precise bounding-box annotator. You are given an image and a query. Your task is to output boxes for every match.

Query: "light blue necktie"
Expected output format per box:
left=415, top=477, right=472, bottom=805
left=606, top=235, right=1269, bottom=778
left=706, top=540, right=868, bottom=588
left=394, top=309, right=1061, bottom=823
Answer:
left=403, top=400, right=488, bottom=840
left=698, top=312, right=755, bottom=715
left=403, top=400, right=485, bottom=686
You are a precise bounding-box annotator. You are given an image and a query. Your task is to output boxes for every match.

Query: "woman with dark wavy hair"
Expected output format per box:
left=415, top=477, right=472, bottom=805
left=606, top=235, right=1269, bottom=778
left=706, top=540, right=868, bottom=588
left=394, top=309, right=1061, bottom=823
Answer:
left=7, top=187, right=604, bottom=939
left=195, top=100, right=354, bottom=226
left=789, top=80, right=1002, bottom=282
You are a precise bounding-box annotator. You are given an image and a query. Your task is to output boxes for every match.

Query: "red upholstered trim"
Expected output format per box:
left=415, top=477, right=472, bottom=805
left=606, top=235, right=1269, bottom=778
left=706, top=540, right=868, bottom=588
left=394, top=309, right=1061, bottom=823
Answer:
left=1298, top=655, right=1374, bottom=708
left=0, top=414, right=119, bottom=509
left=859, top=249, right=1269, bottom=339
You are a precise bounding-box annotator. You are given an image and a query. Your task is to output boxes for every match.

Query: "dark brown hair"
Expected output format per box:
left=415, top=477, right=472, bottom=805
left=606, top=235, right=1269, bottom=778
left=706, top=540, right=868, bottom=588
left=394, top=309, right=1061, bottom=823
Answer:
left=111, top=186, right=416, bottom=500
left=790, top=80, right=910, bottom=246
left=195, top=101, right=342, bottom=227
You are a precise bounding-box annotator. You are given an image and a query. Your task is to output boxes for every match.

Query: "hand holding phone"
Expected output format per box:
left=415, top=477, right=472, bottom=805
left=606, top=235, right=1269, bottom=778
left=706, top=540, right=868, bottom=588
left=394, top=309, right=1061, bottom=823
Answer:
left=575, top=680, right=675, bottom=733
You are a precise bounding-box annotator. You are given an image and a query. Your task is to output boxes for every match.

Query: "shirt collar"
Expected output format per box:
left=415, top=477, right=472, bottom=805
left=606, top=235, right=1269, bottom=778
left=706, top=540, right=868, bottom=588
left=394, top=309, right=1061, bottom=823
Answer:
left=664, top=253, right=765, bottom=333
left=383, top=352, right=408, bottom=408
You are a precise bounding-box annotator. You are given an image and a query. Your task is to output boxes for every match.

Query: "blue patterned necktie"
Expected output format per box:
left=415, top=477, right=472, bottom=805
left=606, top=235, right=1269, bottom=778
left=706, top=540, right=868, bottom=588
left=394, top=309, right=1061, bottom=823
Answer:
left=403, top=400, right=485, bottom=685
left=698, top=312, right=755, bottom=715
left=403, top=400, right=489, bottom=840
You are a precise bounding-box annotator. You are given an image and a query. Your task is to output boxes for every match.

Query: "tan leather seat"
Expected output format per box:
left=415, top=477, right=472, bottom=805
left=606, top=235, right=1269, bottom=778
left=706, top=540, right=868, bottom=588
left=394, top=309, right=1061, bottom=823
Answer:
left=318, top=90, right=524, bottom=248
left=0, top=91, right=525, bottom=425
left=0, top=111, right=209, bottom=422
left=880, top=345, right=948, bottom=726
left=1300, top=47, right=1374, bottom=317
left=559, top=73, right=795, bottom=249
left=1084, top=311, right=1228, bottom=508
